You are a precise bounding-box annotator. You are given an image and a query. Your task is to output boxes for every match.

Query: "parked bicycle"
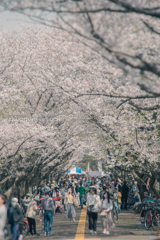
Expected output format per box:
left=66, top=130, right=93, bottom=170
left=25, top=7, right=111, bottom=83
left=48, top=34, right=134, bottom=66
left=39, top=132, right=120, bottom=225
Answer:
left=145, top=204, right=160, bottom=230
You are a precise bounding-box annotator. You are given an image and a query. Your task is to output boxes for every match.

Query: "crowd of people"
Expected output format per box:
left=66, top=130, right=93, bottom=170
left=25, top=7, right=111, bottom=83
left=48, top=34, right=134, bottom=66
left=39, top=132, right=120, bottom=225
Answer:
left=0, top=175, right=159, bottom=239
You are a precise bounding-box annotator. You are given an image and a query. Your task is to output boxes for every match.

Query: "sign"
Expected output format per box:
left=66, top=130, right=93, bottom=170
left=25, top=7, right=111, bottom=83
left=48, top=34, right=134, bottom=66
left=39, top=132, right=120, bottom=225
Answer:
left=88, top=171, right=101, bottom=177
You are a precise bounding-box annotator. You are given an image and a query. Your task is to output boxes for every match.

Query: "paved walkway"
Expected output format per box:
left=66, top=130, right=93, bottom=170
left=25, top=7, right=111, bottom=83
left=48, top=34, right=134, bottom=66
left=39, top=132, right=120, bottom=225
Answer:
left=25, top=207, right=159, bottom=240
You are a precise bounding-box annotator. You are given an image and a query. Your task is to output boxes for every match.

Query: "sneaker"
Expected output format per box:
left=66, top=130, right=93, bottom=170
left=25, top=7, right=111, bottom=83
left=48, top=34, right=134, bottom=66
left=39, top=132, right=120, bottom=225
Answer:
left=141, top=217, right=145, bottom=223
left=48, top=232, right=53, bottom=236
left=106, top=231, right=109, bottom=235
left=44, top=232, right=47, bottom=236
left=34, top=233, right=40, bottom=236
left=90, top=230, right=93, bottom=234
left=103, top=229, right=107, bottom=234
left=27, top=233, right=33, bottom=236
left=93, top=231, right=97, bottom=235
left=18, top=235, right=23, bottom=240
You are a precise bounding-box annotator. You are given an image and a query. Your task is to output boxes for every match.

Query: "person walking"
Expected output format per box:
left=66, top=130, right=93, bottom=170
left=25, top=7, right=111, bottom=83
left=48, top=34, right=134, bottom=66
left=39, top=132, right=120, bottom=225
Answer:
left=41, top=192, right=55, bottom=236
left=78, top=182, right=85, bottom=209
left=61, top=184, right=68, bottom=213
left=64, top=188, right=76, bottom=222
left=0, top=193, right=7, bottom=240
left=26, top=196, right=40, bottom=236
left=100, top=183, right=107, bottom=200
left=86, top=187, right=101, bottom=235
left=100, top=191, right=115, bottom=235
left=39, top=186, right=45, bottom=199
left=132, top=181, right=138, bottom=193
left=106, top=183, right=113, bottom=200
left=59, top=178, right=63, bottom=189
left=121, top=181, right=129, bottom=210
left=45, top=183, right=50, bottom=192
left=113, top=187, right=121, bottom=216
left=7, top=198, right=23, bottom=240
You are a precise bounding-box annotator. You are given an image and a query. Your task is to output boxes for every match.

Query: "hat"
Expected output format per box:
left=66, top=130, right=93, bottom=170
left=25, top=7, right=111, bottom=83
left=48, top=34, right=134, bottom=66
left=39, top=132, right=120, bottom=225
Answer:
left=34, top=196, right=40, bottom=201
left=11, top=197, right=18, bottom=203
left=115, top=186, right=118, bottom=189
left=144, top=191, right=148, bottom=195
left=106, top=183, right=110, bottom=186
left=26, top=193, right=34, bottom=198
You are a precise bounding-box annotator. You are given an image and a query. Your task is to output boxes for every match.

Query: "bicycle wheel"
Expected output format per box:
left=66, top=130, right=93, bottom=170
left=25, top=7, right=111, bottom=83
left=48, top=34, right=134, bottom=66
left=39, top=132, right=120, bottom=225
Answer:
left=145, top=211, right=152, bottom=230
left=18, top=220, right=29, bottom=238
left=152, top=215, right=159, bottom=230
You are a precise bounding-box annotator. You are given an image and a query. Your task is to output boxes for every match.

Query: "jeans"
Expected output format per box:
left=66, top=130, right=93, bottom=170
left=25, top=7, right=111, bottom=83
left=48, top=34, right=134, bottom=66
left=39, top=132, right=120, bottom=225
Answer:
left=79, top=195, right=84, bottom=208
left=11, top=223, right=20, bottom=240
left=88, top=212, right=98, bottom=231
left=122, top=196, right=128, bottom=209
left=62, top=197, right=67, bottom=211
left=114, top=200, right=121, bottom=216
left=44, top=210, right=53, bottom=233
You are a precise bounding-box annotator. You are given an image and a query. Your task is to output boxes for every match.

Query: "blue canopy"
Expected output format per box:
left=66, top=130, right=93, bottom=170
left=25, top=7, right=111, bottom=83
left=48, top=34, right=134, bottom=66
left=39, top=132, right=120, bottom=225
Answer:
left=67, top=167, right=85, bottom=174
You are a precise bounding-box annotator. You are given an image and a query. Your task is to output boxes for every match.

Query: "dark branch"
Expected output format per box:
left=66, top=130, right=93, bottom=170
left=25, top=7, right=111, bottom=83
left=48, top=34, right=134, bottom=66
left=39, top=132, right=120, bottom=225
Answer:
left=142, top=20, right=160, bottom=35
left=135, top=128, right=141, bottom=148
left=108, top=0, right=160, bottom=18
left=76, top=93, right=160, bottom=99
left=129, top=100, right=160, bottom=111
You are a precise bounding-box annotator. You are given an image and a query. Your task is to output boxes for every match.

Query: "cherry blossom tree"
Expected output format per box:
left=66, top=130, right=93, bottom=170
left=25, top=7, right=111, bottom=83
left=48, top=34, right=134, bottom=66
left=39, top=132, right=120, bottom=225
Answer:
left=1, top=0, right=160, bottom=96
left=0, top=24, right=160, bottom=197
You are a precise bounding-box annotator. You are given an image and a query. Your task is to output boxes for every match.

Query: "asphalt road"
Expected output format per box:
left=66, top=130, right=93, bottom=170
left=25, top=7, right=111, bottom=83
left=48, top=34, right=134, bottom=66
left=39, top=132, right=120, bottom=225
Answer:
left=25, top=207, right=159, bottom=240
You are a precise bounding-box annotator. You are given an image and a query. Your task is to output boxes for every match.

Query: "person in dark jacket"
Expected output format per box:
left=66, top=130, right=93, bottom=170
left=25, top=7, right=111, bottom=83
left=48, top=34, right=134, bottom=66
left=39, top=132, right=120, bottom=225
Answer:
left=121, top=181, right=129, bottom=210
left=41, top=192, right=55, bottom=236
left=39, top=186, right=45, bottom=199
left=7, top=198, right=23, bottom=240
left=100, top=183, right=107, bottom=200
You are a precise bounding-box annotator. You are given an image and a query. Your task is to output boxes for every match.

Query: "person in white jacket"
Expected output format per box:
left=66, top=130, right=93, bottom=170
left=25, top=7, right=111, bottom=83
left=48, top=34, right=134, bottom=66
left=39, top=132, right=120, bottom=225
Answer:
left=0, top=193, right=7, bottom=240
left=26, top=196, right=39, bottom=236
left=86, top=187, right=101, bottom=235
left=101, top=191, right=115, bottom=235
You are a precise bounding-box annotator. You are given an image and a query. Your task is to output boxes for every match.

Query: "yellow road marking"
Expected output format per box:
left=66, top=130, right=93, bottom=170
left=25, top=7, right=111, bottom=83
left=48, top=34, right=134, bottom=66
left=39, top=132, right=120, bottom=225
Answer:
left=75, top=205, right=86, bottom=239
left=74, top=206, right=100, bottom=240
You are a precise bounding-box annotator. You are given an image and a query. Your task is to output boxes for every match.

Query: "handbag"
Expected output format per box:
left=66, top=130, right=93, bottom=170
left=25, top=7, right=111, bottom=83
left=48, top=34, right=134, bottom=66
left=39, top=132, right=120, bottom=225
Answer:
left=88, top=204, right=94, bottom=212
left=100, top=210, right=107, bottom=216
left=88, top=195, right=97, bottom=212
left=73, top=198, right=79, bottom=208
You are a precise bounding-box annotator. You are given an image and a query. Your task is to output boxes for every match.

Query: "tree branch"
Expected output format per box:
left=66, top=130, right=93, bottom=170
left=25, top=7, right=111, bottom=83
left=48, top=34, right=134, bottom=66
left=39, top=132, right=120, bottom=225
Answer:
left=135, top=128, right=141, bottom=148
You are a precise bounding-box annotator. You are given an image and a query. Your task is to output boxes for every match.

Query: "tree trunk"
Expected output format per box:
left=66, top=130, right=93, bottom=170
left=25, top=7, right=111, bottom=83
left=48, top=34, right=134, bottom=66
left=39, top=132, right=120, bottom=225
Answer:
left=150, top=172, right=160, bottom=197
left=25, top=180, right=29, bottom=194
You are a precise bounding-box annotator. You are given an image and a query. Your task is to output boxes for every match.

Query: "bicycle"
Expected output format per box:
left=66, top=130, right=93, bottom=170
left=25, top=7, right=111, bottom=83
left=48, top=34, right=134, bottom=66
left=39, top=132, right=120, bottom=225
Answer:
left=144, top=203, right=160, bottom=230
left=18, top=219, right=29, bottom=238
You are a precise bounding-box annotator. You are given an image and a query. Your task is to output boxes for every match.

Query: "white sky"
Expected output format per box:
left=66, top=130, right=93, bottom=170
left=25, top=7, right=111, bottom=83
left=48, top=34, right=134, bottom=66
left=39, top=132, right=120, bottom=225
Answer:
left=0, top=10, right=39, bottom=33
